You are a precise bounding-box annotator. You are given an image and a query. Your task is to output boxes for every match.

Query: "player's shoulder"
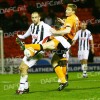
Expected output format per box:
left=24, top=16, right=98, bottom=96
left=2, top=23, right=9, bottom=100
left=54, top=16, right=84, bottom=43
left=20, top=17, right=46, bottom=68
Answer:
left=40, top=21, right=51, bottom=28
left=30, top=23, right=34, bottom=26
left=69, top=14, right=79, bottom=20
left=76, top=29, right=81, bottom=33
left=72, top=14, right=79, bottom=19
left=86, top=29, right=91, bottom=33
left=66, top=14, right=79, bottom=24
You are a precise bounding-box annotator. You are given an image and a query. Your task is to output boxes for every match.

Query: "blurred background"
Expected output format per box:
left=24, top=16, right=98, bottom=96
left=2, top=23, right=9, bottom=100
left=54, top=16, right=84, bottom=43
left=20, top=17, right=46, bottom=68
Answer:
left=0, top=0, right=100, bottom=73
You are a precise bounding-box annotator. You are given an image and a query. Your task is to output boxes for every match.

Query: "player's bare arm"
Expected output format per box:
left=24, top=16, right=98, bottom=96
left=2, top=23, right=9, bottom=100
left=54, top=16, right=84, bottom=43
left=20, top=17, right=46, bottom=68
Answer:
left=90, top=40, right=94, bottom=54
left=72, top=40, right=76, bottom=46
left=50, top=27, right=71, bottom=35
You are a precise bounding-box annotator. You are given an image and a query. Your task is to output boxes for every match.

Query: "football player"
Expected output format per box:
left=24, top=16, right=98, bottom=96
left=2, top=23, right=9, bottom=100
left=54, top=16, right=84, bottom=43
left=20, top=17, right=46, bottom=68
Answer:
left=73, top=22, right=94, bottom=78
left=16, top=12, right=52, bottom=94
left=18, top=4, right=80, bottom=91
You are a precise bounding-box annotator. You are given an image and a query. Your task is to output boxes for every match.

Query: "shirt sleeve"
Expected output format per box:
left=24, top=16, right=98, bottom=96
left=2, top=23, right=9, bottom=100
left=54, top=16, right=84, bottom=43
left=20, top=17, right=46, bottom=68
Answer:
left=23, top=25, right=32, bottom=38
left=43, top=23, right=52, bottom=38
left=88, top=32, right=93, bottom=40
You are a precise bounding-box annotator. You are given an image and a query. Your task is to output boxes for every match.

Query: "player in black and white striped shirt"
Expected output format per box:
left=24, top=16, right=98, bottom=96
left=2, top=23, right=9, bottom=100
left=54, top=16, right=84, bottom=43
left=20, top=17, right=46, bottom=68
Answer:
left=73, top=22, right=94, bottom=78
left=16, top=12, right=52, bottom=94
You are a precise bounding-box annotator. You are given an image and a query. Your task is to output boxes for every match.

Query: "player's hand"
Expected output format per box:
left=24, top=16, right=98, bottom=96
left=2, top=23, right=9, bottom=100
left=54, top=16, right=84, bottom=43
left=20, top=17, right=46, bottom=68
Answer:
left=57, top=17, right=64, bottom=24
left=17, top=34, right=25, bottom=39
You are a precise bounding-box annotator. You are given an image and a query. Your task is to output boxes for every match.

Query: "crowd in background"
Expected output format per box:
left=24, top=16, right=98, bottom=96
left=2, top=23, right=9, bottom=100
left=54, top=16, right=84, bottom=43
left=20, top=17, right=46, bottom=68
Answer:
left=0, top=0, right=100, bottom=33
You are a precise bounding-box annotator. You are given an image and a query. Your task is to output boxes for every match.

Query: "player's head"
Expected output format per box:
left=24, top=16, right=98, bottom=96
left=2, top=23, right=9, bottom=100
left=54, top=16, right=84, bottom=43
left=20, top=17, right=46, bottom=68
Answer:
left=66, top=4, right=77, bottom=16
left=31, top=12, right=41, bottom=25
left=80, top=22, right=87, bottom=30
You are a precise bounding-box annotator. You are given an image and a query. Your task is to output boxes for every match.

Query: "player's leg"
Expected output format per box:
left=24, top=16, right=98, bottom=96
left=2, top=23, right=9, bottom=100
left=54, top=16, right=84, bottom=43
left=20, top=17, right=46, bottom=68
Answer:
left=57, top=44, right=69, bottom=82
left=16, top=61, right=29, bottom=94
left=61, top=59, right=69, bottom=81
left=60, top=58, right=67, bottom=76
left=82, top=59, right=88, bottom=78
left=16, top=37, right=59, bottom=51
left=78, top=51, right=86, bottom=77
left=58, top=59, right=68, bottom=83
left=65, top=50, right=70, bottom=80
left=51, top=53, right=68, bottom=91
left=16, top=54, right=40, bottom=94
left=81, top=51, right=89, bottom=78
left=25, top=39, right=59, bottom=51
left=66, top=63, right=69, bottom=80
left=24, top=36, right=71, bottom=52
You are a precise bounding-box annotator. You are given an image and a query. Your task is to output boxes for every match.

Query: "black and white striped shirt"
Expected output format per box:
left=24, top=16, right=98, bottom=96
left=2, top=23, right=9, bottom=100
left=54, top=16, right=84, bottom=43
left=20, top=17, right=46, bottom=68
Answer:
left=22, top=21, right=52, bottom=44
left=73, top=29, right=93, bottom=51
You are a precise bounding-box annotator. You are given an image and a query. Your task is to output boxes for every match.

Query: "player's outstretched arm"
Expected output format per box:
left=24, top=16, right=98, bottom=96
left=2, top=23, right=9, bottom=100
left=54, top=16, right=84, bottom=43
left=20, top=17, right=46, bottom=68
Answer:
left=50, top=27, right=71, bottom=35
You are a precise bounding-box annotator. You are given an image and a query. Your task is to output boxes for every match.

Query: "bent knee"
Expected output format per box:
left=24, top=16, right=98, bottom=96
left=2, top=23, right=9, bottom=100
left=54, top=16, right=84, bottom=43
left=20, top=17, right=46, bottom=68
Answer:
left=52, top=62, right=58, bottom=68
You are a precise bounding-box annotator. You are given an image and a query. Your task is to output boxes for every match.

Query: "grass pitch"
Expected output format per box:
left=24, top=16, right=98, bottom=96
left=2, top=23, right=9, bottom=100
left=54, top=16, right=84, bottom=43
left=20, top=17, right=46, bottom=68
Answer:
left=0, top=72, right=100, bottom=100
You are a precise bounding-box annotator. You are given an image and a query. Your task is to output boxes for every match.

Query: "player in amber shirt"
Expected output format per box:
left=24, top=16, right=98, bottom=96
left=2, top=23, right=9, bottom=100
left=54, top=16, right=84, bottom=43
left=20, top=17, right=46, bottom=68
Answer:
left=17, top=4, right=80, bottom=91
left=24, top=4, right=79, bottom=50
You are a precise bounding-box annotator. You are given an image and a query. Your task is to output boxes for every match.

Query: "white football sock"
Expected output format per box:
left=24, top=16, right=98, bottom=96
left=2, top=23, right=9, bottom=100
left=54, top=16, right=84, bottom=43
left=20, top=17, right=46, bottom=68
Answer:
left=82, top=64, right=87, bottom=74
left=83, top=70, right=86, bottom=74
left=24, top=81, right=28, bottom=89
left=18, top=75, right=28, bottom=91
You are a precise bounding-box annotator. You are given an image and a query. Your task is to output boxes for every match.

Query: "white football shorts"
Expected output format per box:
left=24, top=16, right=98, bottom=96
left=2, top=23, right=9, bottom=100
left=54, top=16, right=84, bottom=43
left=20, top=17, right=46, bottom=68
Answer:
left=23, top=53, right=43, bottom=68
left=78, top=50, right=89, bottom=60
left=23, top=56, right=37, bottom=68
left=55, top=36, right=71, bottom=49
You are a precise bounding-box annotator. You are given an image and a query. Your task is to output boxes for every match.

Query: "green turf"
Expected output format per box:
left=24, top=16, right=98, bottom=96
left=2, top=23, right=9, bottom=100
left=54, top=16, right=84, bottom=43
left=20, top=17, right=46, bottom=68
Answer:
left=0, top=72, right=100, bottom=100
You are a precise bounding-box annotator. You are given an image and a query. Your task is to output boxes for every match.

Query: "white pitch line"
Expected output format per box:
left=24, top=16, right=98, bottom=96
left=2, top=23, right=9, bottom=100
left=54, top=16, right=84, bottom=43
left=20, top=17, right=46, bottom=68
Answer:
left=70, top=80, right=100, bottom=82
